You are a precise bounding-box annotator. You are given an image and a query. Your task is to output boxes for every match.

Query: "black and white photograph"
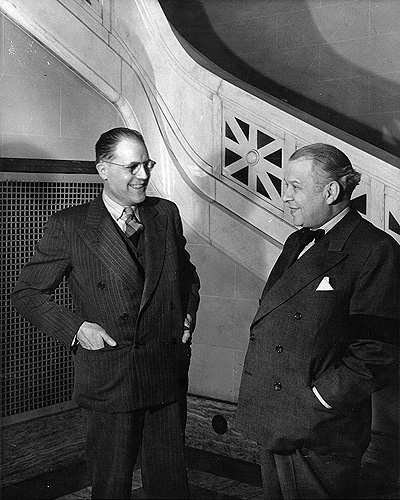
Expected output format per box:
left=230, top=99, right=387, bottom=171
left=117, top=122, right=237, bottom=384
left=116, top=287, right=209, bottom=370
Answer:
left=1, top=1, right=399, bottom=499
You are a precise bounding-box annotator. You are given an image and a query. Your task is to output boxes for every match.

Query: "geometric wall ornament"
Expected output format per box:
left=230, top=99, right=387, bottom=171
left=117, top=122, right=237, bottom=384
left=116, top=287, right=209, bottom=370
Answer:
left=257, top=130, right=274, bottom=149
left=350, top=193, right=367, bottom=215
left=223, top=113, right=284, bottom=208
left=350, top=174, right=369, bottom=220
left=232, top=166, right=249, bottom=186
left=256, top=177, right=270, bottom=199
left=236, top=118, right=250, bottom=140
left=225, top=123, right=238, bottom=143
left=268, top=173, right=282, bottom=194
left=225, top=148, right=242, bottom=167
left=264, top=149, right=282, bottom=168
left=389, top=212, right=400, bottom=236
left=385, top=188, right=400, bottom=243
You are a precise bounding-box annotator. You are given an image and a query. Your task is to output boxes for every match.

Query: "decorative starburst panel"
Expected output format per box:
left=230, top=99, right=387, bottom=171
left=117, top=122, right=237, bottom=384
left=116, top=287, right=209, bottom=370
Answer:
left=350, top=174, right=368, bottom=216
left=386, top=188, right=400, bottom=243
left=223, top=113, right=284, bottom=209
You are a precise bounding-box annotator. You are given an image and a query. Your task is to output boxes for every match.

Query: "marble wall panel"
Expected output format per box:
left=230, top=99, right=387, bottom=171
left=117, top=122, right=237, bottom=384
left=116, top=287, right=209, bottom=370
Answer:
left=0, top=14, right=123, bottom=160
left=194, top=295, right=255, bottom=351
left=235, top=266, right=265, bottom=300
left=210, top=204, right=280, bottom=279
left=189, top=343, right=237, bottom=401
left=188, top=244, right=236, bottom=298
left=370, top=0, right=400, bottom=36
left=0, top=73, right=60, bottom=136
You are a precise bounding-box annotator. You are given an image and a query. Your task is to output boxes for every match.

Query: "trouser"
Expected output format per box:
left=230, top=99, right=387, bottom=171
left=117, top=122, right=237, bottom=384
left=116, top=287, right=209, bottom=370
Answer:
left=86, top=400, right=189, bottom=499
left=260, top=448, right=361, bottom=499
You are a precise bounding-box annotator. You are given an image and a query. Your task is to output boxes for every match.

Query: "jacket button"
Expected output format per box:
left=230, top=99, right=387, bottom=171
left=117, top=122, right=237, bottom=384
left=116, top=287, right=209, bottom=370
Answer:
left=294, top=312, right=302, bottom=320
left=120, top=312, right=129, bottom=321
left=274, top=382, right=282, bottom=391
left=244, top=370, right=252, bottom=376
left=97, top=281, right=106, bottom=289
left=249, top=333, right=256, bottom=342
left=275, top=344, right=283, bottom=353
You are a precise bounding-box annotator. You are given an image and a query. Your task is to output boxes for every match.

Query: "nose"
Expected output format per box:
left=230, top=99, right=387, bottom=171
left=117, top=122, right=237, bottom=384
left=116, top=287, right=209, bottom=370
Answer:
left=135, top=163, right=149, bottom=180
left=282, top=185, right=293, bottom=202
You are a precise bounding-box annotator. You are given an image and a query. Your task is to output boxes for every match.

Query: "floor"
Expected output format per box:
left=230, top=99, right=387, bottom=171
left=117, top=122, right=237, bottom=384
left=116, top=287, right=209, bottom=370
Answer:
left=56, top=462, right=400, bottom=500
left=3, top=447, right=398, bottom=500
left=57, top=468, right=265, bottom=500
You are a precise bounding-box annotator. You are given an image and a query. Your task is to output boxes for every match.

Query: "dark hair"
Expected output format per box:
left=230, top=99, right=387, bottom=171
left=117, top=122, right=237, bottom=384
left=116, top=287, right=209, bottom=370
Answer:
left=289, top=143, right=361, bottom=198
left=95, top=127, right=145, bottom=164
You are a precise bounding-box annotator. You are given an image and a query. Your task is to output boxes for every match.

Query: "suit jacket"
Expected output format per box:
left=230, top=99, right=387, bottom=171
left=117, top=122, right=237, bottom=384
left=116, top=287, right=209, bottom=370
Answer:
left=235, top=210, right=400, bottom=455
left=12, top=195, right=200, bottom=412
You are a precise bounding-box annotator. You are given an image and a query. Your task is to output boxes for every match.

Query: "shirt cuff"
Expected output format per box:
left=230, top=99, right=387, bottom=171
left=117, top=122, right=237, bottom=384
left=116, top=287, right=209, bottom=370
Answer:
left=184, top=313, right=192, bottom=330
left=312, top=386, right=332, bottom=409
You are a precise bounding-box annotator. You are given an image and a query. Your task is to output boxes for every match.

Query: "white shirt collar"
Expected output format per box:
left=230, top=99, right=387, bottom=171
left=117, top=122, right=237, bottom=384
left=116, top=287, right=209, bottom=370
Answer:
left=319, top=206, right=350, bottom=234
left=102, top=191, right=127, bottom=222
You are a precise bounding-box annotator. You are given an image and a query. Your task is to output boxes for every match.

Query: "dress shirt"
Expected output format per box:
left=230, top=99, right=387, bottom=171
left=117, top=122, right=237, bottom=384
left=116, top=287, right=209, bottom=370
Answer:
left=102, top=191, right=141, bottom=230
left=297, top=206, right=350, bottom=259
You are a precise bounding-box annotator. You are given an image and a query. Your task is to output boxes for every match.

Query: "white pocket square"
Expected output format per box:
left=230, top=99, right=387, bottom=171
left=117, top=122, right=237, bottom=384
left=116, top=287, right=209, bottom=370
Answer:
left=316, top=276, right=334, bottom=291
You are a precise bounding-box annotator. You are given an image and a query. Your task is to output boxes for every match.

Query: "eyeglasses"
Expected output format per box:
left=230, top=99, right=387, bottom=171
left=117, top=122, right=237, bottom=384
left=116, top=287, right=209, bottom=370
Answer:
left=105, top=159, right=156, bottom=176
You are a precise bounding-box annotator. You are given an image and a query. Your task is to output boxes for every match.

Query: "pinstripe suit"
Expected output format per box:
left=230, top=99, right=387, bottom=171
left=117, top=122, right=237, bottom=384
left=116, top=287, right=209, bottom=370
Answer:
left=12, top=194, right=200, bottom=498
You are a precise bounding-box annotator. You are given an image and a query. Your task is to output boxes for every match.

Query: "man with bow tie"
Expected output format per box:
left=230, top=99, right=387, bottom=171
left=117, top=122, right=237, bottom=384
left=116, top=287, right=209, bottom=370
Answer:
left=12, top=127, right=200, bottom=499
left=236, top=143, right=400, bottom=499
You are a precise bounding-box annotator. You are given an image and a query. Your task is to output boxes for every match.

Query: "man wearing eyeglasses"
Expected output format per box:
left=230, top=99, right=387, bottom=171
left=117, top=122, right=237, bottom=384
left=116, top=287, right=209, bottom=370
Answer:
left=12, top=127, right=200, bottom=499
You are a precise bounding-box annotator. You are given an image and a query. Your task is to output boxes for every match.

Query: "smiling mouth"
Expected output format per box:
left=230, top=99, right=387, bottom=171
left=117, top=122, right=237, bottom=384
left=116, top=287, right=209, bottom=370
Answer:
left=129, top=184, right=146, bottom=190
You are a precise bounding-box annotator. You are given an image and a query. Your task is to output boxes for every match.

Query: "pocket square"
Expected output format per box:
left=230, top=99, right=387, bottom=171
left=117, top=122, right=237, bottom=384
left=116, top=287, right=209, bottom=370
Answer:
left=316, top=276, right=334, bottom=291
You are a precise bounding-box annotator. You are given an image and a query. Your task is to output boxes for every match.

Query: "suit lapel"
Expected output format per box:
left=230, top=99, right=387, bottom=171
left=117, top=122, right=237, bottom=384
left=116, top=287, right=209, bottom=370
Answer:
left=77, top=196, right=141, bottom=289
left=138, top=200, right=167, bottom=311
left=253, top=210, right=362, bottom=326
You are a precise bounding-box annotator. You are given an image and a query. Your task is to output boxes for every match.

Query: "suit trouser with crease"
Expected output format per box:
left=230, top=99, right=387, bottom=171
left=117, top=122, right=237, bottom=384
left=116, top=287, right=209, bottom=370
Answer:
left=260, top=448, right=361, bottom=499
left=86, top=400, right=188, bottom=499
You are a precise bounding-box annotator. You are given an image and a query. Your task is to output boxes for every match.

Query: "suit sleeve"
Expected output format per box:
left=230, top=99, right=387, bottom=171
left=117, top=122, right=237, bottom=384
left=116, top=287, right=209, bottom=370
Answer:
left=314, top=238, right=400, bottom=412
left=171, top=203, right=200, bottom=327
left=11, top=213, right=85, bottom=347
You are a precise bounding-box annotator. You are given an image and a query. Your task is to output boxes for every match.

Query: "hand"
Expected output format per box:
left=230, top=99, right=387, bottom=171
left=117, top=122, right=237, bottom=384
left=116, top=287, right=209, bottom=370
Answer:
left=181, top=313, right=192, bottom=344
left=76, top=321, right=117, bottom=350
left=181, top=330, right=191, bottom=344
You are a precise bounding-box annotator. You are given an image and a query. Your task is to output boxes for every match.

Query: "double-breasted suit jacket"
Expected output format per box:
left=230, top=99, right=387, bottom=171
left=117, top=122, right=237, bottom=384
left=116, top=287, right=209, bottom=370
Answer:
left=236, top=209, right=399, bottom=455
left=12, top=195, right=200, bottom=412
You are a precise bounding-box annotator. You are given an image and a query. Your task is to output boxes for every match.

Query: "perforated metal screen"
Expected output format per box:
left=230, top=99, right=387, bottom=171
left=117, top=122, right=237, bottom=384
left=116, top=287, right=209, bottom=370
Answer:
left=1, top=179, right=102, bottom=418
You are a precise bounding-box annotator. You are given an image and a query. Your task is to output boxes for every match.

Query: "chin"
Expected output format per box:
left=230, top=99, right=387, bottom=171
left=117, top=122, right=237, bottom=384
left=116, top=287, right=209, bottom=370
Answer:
left=132, top=194, right=146, bottom=204
left=292, top=216, right=304, bottom=227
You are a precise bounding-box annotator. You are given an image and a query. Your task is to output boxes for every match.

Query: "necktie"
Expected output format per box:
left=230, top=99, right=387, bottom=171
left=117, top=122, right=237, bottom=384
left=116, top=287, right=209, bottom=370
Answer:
left=263, top=228, right=325, bottom=294
left=288, top=228, right=325, bottom=266
left=123, top=206, right=143, bottom=238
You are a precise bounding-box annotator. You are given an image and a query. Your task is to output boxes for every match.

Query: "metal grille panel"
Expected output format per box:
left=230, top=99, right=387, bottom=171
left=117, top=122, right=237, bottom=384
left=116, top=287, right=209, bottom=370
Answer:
left=1, top=180, right=102, bottom=418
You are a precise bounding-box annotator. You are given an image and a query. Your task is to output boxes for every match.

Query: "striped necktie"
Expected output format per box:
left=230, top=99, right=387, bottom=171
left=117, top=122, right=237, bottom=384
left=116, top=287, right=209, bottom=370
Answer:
left=123, top=206, right=143, bottom=238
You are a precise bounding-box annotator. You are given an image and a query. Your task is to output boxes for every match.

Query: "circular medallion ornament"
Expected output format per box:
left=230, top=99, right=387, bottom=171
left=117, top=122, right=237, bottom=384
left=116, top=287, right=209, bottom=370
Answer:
left=246, top=149, right=259, bottom=165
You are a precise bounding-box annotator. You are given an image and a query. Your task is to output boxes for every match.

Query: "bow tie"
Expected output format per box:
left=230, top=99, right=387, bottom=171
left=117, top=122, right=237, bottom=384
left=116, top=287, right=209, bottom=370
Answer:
left=296, top=228, right=325, bottom=247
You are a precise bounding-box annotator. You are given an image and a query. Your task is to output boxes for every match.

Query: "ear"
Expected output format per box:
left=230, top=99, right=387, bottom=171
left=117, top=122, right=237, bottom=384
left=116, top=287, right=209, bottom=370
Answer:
left=324, top=180, right=341, bottom=205
left=96, top=161, right=108, bottom=181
